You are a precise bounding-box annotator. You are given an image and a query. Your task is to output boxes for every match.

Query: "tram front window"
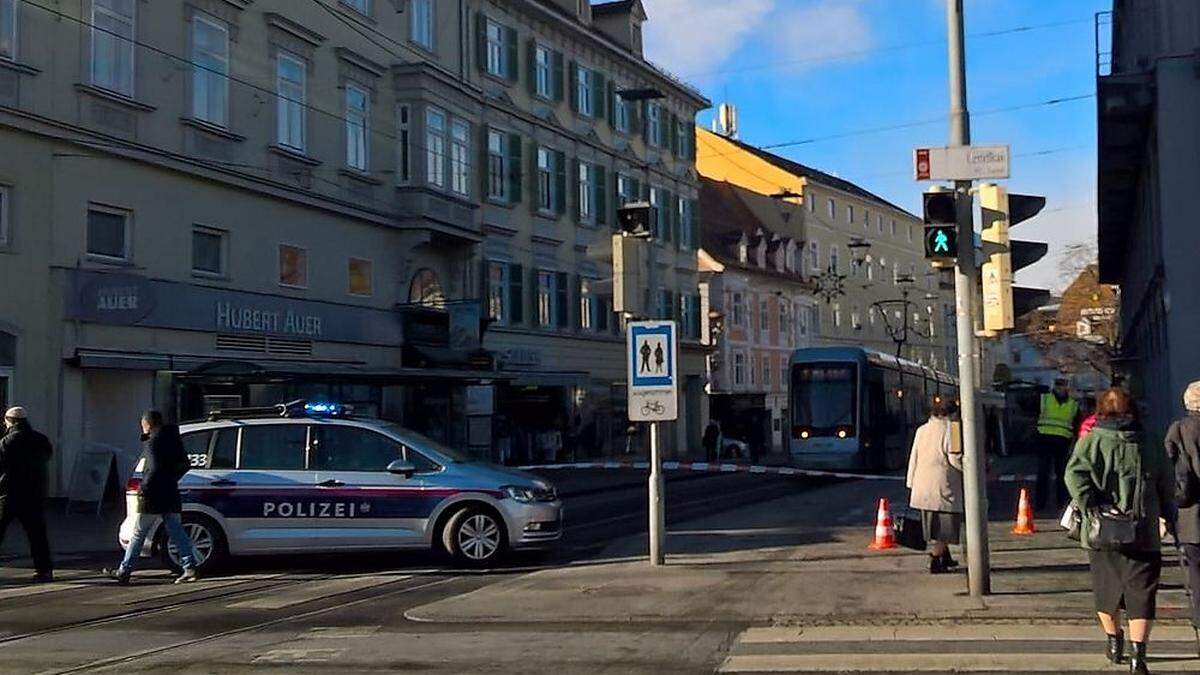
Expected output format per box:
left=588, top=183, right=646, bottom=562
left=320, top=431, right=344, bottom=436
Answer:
left=792, top=363, right=857, bottom=437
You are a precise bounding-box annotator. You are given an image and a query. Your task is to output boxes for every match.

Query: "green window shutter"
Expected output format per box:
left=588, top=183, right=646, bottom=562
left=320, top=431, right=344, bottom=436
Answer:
left=553, top=150, right=567, bottom=215
left=691, top=199, right=700, bottom=250
left=552, top=51, right=565, bottom=102
left=507, top=133, right=522, bottom=203
left=505, top=27, right=519, bottom=81
left=570, top=158, right=581, bottom=222
left=479, top=126, right=491, bottom=198
left=605, top=80, right=616, bottom=126
left=669, top=113, right=679, bottom=155
left=574, top=274, right=584, bottom=330
left=593, top=72, right=606, bottom=120
left=475, top=13, right=487, bottom=73
left=555, top=272, right=569, bottom=328
left=640, top=102, right=650, bottom=143
left=666, top=191, right=677, bottom=245
left=529, top=142, right=540, bottom=214
left=687, top=122, right=696, bottom=161
left=568, top=61, right=579, bottom=113
left=509, top=263, right=524, bottom=325
left=525, top=39, right=537, bottom=95
left=594, top=165, right=607, bottom=227
left=660, top=112, right=669, bottom=150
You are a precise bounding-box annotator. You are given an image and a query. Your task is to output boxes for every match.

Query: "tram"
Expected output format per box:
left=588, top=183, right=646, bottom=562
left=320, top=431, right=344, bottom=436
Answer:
left=787, top=347, right=960, bottom=471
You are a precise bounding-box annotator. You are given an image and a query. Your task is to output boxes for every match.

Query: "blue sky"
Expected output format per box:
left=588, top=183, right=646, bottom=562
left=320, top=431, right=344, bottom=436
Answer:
left=643, top=0, right=1110, bottom=291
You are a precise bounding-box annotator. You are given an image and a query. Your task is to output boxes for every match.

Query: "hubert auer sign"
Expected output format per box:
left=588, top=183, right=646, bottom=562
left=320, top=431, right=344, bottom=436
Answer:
left=66, top=270, right=401, bottom=346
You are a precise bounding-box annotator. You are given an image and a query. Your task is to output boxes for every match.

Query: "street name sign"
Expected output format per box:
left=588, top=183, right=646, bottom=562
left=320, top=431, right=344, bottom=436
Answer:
left=914, top=145, right=1010, bottom=181
left=627, top=320, right=678, bottom=422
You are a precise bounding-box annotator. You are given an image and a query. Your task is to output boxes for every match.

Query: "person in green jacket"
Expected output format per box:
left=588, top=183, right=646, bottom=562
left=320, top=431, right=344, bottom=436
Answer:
left=1065, top=387, right=1176, bottom=675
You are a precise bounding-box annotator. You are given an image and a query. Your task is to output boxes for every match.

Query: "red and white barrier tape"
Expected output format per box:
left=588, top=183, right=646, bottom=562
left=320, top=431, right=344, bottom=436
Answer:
left=517, top=461, right=1040, bottom=484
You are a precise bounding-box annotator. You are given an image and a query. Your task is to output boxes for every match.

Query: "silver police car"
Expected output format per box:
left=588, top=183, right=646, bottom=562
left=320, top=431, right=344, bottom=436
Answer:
left=119, top=402, right=562, bottom=570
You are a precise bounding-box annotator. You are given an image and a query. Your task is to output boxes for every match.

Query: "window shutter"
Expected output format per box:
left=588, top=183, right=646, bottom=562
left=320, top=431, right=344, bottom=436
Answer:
left=507, top=133, right=522, bottom=203
left=659, top=111, right=669, bottom=150
left=509, top=263, right=524, bottom=325
left=594, top=165, right=607, bottom=227
left=505, top=27, right=519, bottom=81
left=528, top=142, right=540, bottom=214
left=669, top=112, right=679, bottom=155
left=574, top=274, right=584, bottom=330
left=525, top=39, right=537, bottom=95
left=479, top=126, right=491, bottom=198
left=555, top=272, right=569, bottom=328
left=605, top=80, right=616, bottom=126
left=640, top=102, right=650, bottom=143
left=568, top=61, right=579, bottom=113
left=570, top=158, right=581, bottom=222
left=480, top=258, right=491, bottom=313
left=552, top=51, right=565, bottom=102
left=593, top=72, right=606, bottom=121
left=668, top=192, right=678, bottom=246
left=475, top=13, right=487, bottom=73
left=687, top=122, right=696, bottom=160
left=553, top=150, right=567, bottom=215
left=689, top=199, right=699, bottom=251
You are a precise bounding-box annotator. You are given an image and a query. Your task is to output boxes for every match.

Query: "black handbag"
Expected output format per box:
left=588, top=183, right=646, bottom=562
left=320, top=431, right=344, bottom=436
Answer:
left=1086, top=505, right=1140, bottom=550
left=895, top=511, right=927, bottom=551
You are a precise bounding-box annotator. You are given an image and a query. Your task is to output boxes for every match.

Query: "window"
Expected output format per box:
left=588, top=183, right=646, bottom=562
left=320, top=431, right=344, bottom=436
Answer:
left=732, top=291, right=745, bottom=327
left=733, top=352, right=746, bottom=386
left=341, top=0, right=369, bottom=15
left=863, top=209, right=870, bottom=231
left=833, top=302, right=842, bottom=328
left=534, top=44, right=553, bottom=98
left=485, top=261, right=508, bottom=325
left=579, top=278, right=595, bottom=331
left=0, top=0, right=15, bottom=60
left=759, top=299, right=769, bottom=334
left=278, top=244, right=308, bottom=288
left=396, top=105, right=411, bottom=184
left=239, top=425, right=306, bottom=470
left=536, top=270, right=567, bottom=327
left=425, top=107, right=446, bottom=188
left=678, top=199, right=693, bottom=249
left=846, top=204, right=854, bottom=223
left=908, top=223, right=914, bottom=242
left=345, top=84, right=369, bottom=171
left=485, top=19, right=505, bottom=77
left=210, top=428, right=237, bottom=469
left=647, top=104, right=662, bottom=146
left=487, top=129, right=508, bottom=201
left=450, top=119, right=470, bottom=196
left=191, top=14, right=228, bottom=127
left=536, top=147, right=553, bottom=212
left=827, top=198, right=835, bottom=219
left=649, top=186, right=666, bottom=239
left=92, top=0, right=134, bottom=96
left=191, top=227, right=225, bottom=276
left=877, top=214, right=884, bottom=234
left=577, top=161, right=593, bottom=223
left=276, top=52, right=306, bottom=151
left=311, top=426, right=402, bottom=472
left=614, top=89, right=630, bottom=132
left=182, top=431, right=212, bottom=468
left=750, top=355, right=757, bottom=386
left=808, top=241, right=819, bottom=273
left=0, top=185, right=8, bottom=246
left=891, top=219, right=897, bottom=237
left=348, top=257, right=372, bottom=296
left=681, top=295, right=699, bottom=340
left=830, top=245, right=840, bottom=273
left=410, top=0, right=433, bottom=50
left=807, top=195, right=815, bottom=213
left=851, top=305, right=861, bottom=330
left=779, top=303, right=789, bottom=345
left=86, top=206, right=129, bottom=261
left=762, top=357, right=771, bottom=387
left=675, top=120, right=690, bottom=158
left=617, top=173, right=635, bottom=206
left=576, top=66, right=593, bottom=116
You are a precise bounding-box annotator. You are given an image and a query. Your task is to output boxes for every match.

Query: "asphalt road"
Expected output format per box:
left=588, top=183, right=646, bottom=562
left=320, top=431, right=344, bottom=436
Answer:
left=0, top=470, right=833, bottom=674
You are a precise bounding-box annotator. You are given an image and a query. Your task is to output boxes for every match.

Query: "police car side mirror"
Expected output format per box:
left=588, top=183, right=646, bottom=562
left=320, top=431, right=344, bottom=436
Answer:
left=386, top=460, right=417, bottom=478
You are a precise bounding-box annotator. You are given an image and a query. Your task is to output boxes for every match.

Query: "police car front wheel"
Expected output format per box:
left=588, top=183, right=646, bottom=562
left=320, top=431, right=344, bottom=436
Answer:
left=442, top=507, right=506, bottom=566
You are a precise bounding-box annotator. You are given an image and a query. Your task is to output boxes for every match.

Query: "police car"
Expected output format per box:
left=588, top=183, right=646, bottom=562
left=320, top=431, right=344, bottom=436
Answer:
left=119, top=401, right=562, bottom=571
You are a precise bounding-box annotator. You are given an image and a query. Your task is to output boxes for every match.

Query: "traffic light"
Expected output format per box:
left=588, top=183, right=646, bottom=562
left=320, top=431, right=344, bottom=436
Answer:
left=979, top=184, right=1047, bottom=331
left=923, top=191, right=959, bottom=261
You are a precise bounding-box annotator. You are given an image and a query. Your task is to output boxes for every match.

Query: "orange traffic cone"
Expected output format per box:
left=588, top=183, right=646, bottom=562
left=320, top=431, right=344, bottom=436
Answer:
left=1012, top=487, right=1036, bottom=535
left=867, top=498, right=897, bottom=550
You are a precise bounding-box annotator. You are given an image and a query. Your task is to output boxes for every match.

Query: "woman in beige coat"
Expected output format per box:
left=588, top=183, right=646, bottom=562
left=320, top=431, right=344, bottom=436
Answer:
left=906, top=396, right=964, bottom=574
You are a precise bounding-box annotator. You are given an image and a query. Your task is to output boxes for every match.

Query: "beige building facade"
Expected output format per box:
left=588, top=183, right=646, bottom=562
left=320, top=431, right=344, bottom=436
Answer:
left=0, top=0, right=707, bottom=497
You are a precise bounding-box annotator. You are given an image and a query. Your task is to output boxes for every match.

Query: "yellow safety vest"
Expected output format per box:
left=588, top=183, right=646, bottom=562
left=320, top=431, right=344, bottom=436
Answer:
left=1037, top=393, right=1078, bottom=439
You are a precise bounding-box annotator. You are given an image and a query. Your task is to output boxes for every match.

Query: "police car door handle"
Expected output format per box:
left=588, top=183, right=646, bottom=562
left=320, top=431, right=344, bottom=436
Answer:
left=317, top=479, right=345, bottom=488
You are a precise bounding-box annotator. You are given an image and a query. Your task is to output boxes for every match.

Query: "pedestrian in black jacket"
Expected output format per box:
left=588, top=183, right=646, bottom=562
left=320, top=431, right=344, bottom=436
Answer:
left=1167, top=380, right=1200, bottom=654
left=0, top=406, right=54, bottom=582
left=104, top=411, right=198, bottom=585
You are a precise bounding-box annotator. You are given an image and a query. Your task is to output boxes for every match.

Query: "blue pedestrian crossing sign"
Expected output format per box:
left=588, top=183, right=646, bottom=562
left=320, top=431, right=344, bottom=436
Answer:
left=627, top=321, right=678, bottom=422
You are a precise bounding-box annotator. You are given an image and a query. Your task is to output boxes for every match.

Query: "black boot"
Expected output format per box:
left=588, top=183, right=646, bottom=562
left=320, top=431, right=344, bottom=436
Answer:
left=1129, top=641, right=1149, bottom=675
left=940, top=549, right=959, bottom=569
left=929, top=554, right=946, bottom=574
left=1105, top=631, right=1124, bottom=664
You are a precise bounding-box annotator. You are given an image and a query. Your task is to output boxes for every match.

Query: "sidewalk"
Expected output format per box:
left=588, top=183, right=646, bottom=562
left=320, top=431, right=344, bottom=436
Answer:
left=0, top=502, right=123, bottom=562
left=404, top=479, right=1191, bottom=626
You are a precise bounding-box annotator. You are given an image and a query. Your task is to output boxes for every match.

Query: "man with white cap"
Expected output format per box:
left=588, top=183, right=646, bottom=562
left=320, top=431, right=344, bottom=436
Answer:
left=1167, top=380, right=1200, bottom=654
left=0, top=406, right=54, bottom=582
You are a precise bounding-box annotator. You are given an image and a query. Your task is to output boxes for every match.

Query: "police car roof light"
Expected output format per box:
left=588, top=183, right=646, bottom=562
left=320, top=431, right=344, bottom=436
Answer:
left=202, top=399, right=353, bottom=422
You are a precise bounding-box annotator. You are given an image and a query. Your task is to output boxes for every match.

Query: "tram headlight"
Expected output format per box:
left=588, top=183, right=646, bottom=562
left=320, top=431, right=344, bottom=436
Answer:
left=836, top=428, right=848, bottom=439
left=793, top=426, right=810, bottom=440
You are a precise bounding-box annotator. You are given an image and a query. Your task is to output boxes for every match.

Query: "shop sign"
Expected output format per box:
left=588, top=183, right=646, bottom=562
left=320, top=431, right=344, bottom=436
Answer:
left=502, top=348, right=542, bottom=368
left=72, top=272, right=156, bottom=325
left=215, top=302, right=323, bottom=337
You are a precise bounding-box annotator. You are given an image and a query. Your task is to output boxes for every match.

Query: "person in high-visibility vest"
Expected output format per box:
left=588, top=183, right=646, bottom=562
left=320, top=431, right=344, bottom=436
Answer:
left=1035, top=377, right=1081, bottom=510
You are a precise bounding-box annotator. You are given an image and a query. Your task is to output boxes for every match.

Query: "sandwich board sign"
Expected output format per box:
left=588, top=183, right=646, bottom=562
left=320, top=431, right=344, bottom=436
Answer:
left=627, top=320, right=678, bottom=422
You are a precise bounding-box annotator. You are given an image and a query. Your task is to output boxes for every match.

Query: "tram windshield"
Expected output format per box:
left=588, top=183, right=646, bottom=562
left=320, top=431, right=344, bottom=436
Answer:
left=791, top=362, right=857, bottom=436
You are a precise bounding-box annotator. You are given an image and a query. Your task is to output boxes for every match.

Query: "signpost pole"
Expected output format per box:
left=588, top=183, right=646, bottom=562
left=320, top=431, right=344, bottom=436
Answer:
left=649, top=421, right=665, bottom=566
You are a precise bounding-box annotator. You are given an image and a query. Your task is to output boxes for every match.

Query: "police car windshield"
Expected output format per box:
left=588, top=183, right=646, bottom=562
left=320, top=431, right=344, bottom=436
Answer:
left=382, top=424, right=472, bottom=463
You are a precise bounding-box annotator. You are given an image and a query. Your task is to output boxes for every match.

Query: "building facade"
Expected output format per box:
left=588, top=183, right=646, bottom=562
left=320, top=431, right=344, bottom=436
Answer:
left=0, top=0, right=707, bottom=497
left=698, top=178, right=814, bottom=457
left=696, top=125, right=957, bottom=373
left=1096, top=0, right=1200, bottom=435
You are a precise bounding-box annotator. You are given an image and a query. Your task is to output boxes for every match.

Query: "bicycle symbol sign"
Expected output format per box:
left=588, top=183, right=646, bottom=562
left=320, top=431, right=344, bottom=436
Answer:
left=627, top=321, right=678, bottom=422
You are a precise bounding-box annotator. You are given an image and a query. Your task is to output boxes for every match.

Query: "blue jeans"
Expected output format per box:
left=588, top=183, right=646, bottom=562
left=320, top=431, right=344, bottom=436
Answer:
left=120, top=513, right=196, bottom=572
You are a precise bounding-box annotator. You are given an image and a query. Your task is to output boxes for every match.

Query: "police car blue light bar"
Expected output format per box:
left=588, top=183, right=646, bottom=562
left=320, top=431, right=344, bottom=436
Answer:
left=303, top=401, right=352, bottom=416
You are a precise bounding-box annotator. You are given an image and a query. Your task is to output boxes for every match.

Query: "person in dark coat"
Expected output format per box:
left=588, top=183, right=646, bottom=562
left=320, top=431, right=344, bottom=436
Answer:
left=0, top=406, right=54, bottom=582
left=702, top=421, right=720, bottom=463
left=1167, top=380, right=1200, bottom=654
left=104, top=411, right=199, bottom=585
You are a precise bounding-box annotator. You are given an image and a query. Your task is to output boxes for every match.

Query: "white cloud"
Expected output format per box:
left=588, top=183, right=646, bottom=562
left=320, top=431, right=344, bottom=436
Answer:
left=763, top=0, right=874, bottom=76
left=641, top=0, right=775, bottom=78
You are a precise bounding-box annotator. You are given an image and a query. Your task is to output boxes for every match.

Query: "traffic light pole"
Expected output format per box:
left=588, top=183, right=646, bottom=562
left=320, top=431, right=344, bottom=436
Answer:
left=946, top=0, right=991, bottom=597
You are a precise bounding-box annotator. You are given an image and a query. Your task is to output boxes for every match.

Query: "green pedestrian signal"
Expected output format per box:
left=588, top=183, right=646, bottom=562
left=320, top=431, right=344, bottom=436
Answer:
left=924, top=225, right=958, bottom=260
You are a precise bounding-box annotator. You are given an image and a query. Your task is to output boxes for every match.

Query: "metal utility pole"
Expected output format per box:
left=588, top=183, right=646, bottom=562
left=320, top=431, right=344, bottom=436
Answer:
left=946, top=0, right=991, bottom=597
left=649, top=421, right=665, bottom=565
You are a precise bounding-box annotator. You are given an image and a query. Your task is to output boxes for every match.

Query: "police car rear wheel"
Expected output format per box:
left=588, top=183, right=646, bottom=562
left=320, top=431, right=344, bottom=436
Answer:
left=443, top=507, right=506, bottom=567
left=159, top=515, right=227, bottom=574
